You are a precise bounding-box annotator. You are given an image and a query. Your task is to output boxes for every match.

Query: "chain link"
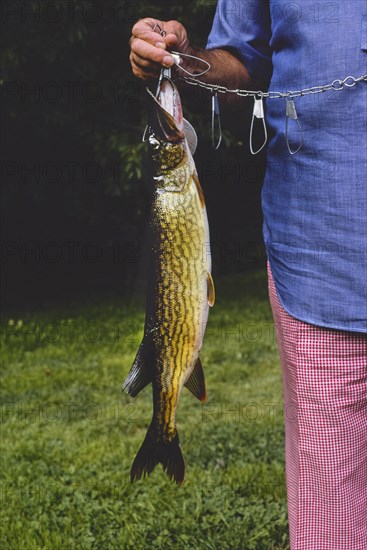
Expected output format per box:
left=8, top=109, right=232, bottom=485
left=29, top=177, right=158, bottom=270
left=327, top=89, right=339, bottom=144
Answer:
left=180, top=73, right=367, bottom=99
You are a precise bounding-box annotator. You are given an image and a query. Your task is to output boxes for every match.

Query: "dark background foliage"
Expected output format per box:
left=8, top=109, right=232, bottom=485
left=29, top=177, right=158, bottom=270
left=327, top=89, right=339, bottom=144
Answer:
left=1, top=0, right=266, bottom=310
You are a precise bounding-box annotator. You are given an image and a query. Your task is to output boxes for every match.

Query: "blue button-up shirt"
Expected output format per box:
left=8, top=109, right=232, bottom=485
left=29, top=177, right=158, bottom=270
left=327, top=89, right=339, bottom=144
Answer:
left=207, top=0, right=367, bottom=332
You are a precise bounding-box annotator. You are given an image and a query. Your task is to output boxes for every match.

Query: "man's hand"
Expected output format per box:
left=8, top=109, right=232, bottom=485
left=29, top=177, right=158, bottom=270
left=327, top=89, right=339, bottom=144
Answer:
left=129, top=18, right=191, bottom=81
left=129, top=17, right=252, bottom=112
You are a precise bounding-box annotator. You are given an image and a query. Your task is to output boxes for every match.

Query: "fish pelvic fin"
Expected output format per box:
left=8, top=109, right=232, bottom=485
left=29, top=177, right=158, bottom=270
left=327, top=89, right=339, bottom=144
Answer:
left=184, top=356, right=206, bottom=402
left=207, top=271, right=215, bottom=307
left=130, top=423, right=185, bottom=486
left=122, top=341, right=152, bottom=397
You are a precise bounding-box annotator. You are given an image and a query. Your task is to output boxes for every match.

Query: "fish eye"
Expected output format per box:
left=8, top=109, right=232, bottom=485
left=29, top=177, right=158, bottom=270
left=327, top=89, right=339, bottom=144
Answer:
left=148, top=136, right=161, bottom=150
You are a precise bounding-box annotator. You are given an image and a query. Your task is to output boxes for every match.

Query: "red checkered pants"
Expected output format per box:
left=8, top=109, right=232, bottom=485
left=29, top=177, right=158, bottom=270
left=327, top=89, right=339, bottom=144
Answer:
left=268, top=265, right=367, bottom=550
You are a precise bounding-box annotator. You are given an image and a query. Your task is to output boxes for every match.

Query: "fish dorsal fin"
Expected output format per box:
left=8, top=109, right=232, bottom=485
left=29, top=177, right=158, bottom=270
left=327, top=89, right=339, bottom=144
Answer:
left=183, top=118, right=198, bottom=155
left=207, top=271, right=215, bottom=307
left=122, top=341, right=152, bottom=397
left=184, top=357, right=206, bottom=402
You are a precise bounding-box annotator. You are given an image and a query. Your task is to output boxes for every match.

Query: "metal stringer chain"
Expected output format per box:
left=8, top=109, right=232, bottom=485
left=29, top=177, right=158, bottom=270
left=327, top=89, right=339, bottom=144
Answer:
left=180, top=73, right=367, bottom=100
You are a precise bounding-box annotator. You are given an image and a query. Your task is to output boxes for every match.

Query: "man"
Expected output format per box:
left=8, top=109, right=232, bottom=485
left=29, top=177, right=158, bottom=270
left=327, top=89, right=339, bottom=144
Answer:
left=129, top=1, right=367, bottom=548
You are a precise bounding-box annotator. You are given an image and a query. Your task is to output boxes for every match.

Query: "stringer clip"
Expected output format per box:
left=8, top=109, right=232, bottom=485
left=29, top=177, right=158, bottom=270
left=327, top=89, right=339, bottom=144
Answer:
left=249, top=95, right=267, bottom=155
left=211, top=91, right=222, bottom=150
left=285, top=99, right=303, bottom=155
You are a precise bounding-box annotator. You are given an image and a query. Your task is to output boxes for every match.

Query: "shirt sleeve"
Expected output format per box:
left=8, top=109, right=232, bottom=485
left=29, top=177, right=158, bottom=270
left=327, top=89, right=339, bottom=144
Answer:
left=206, top=0, right=273, bottom=83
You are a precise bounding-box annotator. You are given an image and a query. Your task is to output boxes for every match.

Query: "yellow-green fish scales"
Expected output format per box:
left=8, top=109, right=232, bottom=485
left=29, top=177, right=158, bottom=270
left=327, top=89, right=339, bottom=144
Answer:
left=123, top=79, right=214, bottom=484
left=151, top=167, right=210, bottom=442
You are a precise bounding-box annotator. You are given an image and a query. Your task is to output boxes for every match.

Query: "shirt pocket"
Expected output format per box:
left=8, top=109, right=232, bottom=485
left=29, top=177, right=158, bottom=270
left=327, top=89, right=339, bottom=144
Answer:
left=362, top=15, right=367, bottom=51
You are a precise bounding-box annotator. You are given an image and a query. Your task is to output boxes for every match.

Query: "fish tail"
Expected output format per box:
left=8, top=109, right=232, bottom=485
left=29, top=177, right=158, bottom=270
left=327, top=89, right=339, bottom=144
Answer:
left=130, top=422, right=185, bottom=485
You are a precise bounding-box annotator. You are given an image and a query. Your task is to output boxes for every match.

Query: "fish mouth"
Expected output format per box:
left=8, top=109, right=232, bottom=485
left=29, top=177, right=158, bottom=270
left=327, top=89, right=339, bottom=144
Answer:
left=146, top=79, right=185, bottom=143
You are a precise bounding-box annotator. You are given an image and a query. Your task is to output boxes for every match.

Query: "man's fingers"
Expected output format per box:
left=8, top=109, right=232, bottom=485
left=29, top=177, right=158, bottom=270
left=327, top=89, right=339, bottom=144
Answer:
left=131, top=19, right=182, bottom=50
left=132, top=67, right=160, bottom=81
left=129, top=18, right=188, bottom=80
left=131, top=37, right=175, bottom=67
left=163, top=33, right=180, bottom=50
left=131, top=52, right=162, bottom=72
left=131, top=18, right=166, bottom=45
left=130, top=50, right=174, bottom=80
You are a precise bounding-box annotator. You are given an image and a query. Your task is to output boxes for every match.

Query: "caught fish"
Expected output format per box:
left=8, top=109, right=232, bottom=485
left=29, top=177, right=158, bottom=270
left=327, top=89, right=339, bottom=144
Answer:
left=122, top=74, right=215, bottom=485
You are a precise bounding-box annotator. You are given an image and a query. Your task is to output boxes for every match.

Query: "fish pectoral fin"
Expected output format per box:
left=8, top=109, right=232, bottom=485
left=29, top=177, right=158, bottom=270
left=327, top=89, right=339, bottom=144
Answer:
left=183, top=118, right=198, bottom=155
left=184, top=357, right=206, bottom=402
left=122, top=341, right=152, bottom=397
left=207, top=271, right=215, bottom=307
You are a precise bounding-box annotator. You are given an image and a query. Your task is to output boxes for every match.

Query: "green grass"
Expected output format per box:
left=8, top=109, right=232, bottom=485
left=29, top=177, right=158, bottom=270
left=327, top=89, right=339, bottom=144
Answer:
left=0, top=270, right=290, bottom=550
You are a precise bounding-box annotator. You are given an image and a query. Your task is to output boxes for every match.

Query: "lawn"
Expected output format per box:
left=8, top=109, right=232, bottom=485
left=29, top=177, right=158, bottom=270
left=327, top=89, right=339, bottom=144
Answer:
left=0, top=269, right=290, bottom=549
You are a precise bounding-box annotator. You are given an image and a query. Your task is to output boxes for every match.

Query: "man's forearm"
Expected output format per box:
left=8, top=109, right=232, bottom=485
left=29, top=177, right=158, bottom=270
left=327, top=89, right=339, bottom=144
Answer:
left=181, top=46, right=251, bottom=88
left=175, top=46, right=252, bottom=104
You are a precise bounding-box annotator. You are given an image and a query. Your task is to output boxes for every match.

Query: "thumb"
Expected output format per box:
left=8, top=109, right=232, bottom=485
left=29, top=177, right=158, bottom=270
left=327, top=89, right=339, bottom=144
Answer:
left=164, top=33, right=181, bottom=50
